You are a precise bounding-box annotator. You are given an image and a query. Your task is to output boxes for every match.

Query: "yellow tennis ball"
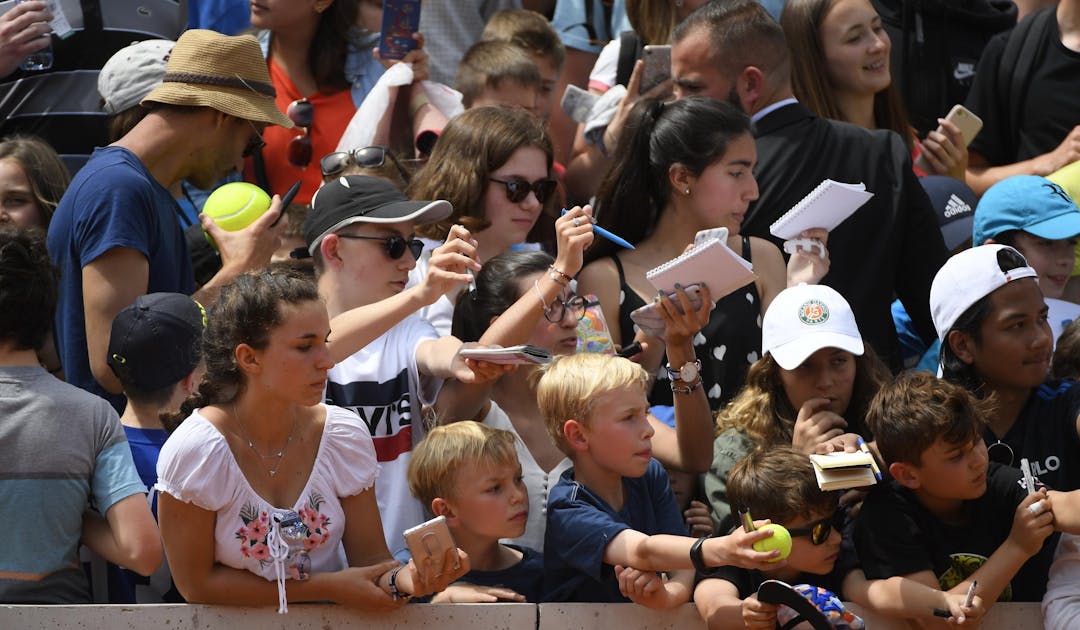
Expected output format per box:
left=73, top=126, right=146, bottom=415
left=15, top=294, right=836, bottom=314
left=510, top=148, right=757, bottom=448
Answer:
left=753, top=523, right=792, bottom=562
left=202, top=182, right=272, bottom=249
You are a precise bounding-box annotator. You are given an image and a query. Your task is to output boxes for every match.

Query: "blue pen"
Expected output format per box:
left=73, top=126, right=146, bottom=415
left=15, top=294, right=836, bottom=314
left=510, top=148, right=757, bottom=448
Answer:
left=561, top=208, right=635, bottom=249
left=857, top=436, right=883, bottom=481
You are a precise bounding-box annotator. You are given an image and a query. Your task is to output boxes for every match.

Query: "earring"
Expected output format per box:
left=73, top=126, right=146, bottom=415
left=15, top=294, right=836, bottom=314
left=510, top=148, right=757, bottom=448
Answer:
left=685, top=188, right=691, bottom=195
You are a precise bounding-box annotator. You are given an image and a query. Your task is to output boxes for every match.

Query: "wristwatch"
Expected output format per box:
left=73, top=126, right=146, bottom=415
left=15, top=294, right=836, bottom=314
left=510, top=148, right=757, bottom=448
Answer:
left=666, top=359, right=701, bottom=383
left=689, top=536, right=723, bottom=577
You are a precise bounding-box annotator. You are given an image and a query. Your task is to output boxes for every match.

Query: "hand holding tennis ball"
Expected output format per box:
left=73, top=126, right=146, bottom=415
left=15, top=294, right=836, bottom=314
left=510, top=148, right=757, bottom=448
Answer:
left=752, top=523, right=792, bottom=562
left=201, top=182, right=272, bottom=250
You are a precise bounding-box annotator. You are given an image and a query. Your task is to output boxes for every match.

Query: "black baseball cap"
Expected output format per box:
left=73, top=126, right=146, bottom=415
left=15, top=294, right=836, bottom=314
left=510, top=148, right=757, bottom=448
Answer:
left=107, top=293, right=206, bottom=392
left=302, top=175, right=452, bottom=256
left=920, top=175, right=977, bottom=252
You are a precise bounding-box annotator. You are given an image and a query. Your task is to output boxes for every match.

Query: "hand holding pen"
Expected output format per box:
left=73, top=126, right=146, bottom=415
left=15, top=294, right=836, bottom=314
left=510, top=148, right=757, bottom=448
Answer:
left=560, top=208, right=635, bottom=249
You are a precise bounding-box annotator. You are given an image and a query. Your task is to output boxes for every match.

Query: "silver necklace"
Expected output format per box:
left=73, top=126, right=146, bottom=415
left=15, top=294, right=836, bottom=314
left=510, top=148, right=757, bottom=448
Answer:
left=233, top=403, right=298, bottom=477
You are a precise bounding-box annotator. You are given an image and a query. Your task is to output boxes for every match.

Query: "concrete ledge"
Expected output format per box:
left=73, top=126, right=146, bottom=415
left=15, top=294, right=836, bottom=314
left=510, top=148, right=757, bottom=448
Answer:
left=0, top=602, right=1044, bottom=629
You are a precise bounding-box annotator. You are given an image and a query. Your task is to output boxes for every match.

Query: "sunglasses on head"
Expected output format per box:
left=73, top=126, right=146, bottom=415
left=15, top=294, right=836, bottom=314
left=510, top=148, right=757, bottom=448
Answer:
left=320, top=146, right=410, bottom=182
left=787, top=511, right=843, bottom=546
left=336, top=233, right=425, bottom=260
left=489, top=176, right=558, bottom=204
left=287, top=98, right=314, bottom=167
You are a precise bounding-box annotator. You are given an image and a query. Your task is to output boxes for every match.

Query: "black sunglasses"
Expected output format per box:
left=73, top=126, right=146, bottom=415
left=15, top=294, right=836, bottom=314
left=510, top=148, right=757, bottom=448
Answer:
left=787, top=511, right=843, bottom=546
left=489, top=177, right=558, bottom=204
left=320, top=146, right=410, bottom=182
left=336, top=233, right=425, bottom=260
left=287, top=98, right=314, bottom=167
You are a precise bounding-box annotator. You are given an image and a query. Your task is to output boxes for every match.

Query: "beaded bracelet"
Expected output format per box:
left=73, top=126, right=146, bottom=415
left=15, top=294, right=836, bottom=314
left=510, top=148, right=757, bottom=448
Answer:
left=549, top=265, right=573, bottom=285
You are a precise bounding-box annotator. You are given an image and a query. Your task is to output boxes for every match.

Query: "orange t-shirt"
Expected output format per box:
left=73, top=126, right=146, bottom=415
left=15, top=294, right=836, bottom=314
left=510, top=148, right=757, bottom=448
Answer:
left=243, top=59, right=357, bottom=205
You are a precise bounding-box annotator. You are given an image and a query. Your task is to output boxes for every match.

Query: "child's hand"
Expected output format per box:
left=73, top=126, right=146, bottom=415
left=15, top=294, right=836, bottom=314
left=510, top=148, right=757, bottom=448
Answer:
left=657, top=282, right=713, bottom=348
left=614, top=565, right=670, bottom=608
left=1008, top=489, right=1054, bottom=556
left=400, top=547, right=470, bottom=597
left=705, top=523, right=786, bottom=571
left=453, top=343, right=516, bottom=384
left=741, top=594, right=779, bottom=630
left=430, top=582, right=526, bottom=603
left=791, top=398, right=847, bottom=454
left=940, top=590, right=985, bottom=626
left=417, top=224, right=480, bottom=305
left=684, top=500, right=715, bottom=538
left=553, top=205, right=595, bottom=279
left=785, top=228, right=830, bottom=286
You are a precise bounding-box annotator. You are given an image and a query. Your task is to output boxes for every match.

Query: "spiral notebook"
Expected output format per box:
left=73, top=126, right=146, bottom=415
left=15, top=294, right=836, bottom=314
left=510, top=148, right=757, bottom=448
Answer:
left=769, top=180, right=874, bottom=240
left=645, top=237, right=755, bottom=300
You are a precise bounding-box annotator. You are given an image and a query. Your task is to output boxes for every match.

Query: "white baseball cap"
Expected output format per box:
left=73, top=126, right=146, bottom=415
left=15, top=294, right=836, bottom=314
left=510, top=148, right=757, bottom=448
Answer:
left=762, top=284, right=864, bottom=370
left=930, top=244, right=1037, bottom=340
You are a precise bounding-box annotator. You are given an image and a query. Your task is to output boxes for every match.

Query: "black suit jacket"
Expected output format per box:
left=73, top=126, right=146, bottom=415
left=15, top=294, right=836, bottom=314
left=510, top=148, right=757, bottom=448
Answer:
left=743, top=102, right=947, bottom=370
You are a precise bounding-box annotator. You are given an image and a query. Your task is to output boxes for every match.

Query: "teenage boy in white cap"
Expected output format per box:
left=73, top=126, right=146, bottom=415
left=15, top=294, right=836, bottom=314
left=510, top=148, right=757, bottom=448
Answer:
left=48, top=29, right=290, bottom=413
left=104, top=292, right=205, bottom=603
left=303, top=174, right=507, bottom=559
left=933, top=244, right=1080, bottom=492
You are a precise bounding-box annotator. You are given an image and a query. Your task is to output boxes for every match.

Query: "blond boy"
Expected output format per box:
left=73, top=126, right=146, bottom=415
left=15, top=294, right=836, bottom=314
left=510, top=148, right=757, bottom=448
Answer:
left=538, top=353, right=779, bottom=605
left=408, top=421, right=543, bottom=602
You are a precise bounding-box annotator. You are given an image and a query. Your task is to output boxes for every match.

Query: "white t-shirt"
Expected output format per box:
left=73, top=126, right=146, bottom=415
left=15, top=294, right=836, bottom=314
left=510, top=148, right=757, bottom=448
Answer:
left=588, top=38, right=622, bottom=93
left=482, top=401, right=573, bottom=553
left=408, top=238, right=460, bottom=338
left=155, top=405, right=378, bottom=581
left=324, top=314, right=441, bottom=558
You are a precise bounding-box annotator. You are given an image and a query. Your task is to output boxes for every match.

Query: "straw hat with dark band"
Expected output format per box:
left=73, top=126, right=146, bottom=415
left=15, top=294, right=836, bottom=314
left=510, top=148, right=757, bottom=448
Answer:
left=141, top=29, right=292, bottom=129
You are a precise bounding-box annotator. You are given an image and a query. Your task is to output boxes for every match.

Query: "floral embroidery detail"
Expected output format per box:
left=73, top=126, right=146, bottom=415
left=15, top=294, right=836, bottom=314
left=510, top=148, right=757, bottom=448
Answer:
left=234, top=493, right=332, bottom=568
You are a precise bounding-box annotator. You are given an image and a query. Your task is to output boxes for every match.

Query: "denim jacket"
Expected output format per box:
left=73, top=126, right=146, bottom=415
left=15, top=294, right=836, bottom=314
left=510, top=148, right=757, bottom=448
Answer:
left=257, top=29, right=384, bottom=107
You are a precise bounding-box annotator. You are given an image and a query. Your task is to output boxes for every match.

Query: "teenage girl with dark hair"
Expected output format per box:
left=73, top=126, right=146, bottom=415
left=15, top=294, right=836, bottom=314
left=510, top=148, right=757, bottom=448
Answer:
left=578, top=96, right=830, bottom=415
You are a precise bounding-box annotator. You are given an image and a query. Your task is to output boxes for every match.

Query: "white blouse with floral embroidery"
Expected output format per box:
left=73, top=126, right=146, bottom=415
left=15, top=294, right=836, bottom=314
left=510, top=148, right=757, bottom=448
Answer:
left=156, top=405, right=379, bottom=581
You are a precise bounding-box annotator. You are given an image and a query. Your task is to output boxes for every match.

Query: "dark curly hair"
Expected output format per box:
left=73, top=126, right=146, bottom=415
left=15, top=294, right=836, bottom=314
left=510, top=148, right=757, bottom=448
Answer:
left=0, top=226, right=58, bottom=350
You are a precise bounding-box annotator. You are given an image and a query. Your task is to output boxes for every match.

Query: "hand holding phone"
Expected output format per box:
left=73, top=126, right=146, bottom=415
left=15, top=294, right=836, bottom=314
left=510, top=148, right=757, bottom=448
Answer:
left=270, top=180, right=302, bottom=228
left=629, top=284, right=705, bottom=338
left=639, top=45, right=671, bottom=94
left=403, top=515, right=460, bottom=578
left=914, top=104, right=983, bottom=172
left=378, top=0, right=422, bottom=60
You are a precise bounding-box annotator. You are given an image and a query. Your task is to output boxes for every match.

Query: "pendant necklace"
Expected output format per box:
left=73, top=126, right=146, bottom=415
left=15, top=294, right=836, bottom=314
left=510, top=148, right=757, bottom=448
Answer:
left=233, top=403, right=298, bottom=477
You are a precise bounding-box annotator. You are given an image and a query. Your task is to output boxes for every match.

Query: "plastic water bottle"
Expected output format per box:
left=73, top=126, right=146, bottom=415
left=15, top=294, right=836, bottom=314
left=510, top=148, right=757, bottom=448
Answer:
left=16, top=0, right=53, bottom=71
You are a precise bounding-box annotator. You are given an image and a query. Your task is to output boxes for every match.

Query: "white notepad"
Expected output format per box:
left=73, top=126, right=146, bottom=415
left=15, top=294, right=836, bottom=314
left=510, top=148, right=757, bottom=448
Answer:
left=769, top=180, right=874, bottom=240
left=645, top=237, right=755, bottom=300
left=808, top=451, right=878, bottom=491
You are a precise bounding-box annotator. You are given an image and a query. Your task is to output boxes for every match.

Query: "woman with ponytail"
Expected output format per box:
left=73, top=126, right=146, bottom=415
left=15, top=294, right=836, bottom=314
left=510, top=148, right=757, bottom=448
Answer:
left=156, top=267, right=465, bottom=610
left=578, top=96, right=829, bottom=415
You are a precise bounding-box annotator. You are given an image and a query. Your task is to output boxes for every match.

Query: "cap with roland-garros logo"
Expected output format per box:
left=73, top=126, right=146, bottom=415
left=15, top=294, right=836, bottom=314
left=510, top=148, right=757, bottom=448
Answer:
left=761, top=283, right=864, bottom=370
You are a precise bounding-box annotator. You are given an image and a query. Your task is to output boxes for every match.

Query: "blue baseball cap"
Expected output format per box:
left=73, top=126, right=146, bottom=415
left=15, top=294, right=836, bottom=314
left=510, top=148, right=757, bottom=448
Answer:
left=973, top=175, right=1080, bottom=246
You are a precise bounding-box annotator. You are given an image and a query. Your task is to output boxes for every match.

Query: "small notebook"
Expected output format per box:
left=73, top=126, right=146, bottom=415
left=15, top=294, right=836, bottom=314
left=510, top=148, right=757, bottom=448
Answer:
left=645, top=237, right=755, bottom=300
left=808, top=451, right=878, bottom=491
left=769, top=180, right=874, bottom=240
left=457, top=345, right=552, bottom=365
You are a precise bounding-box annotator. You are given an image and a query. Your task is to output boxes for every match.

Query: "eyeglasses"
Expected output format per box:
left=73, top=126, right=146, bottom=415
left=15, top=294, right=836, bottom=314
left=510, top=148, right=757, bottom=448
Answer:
left=335, top=233, right=425, bottom=260
left=242, top=119, right=266, bottom=158
left=787, top=511, right=843, bottom=546
left=320, top=146, right=411, bottom=182
left=987, top=439, right=1014, bottom=466
left=287, top=98, right=314, bottom=167
left=544, top=292, right=587, bottom=323
left=489, top=177, right=558, bottom=204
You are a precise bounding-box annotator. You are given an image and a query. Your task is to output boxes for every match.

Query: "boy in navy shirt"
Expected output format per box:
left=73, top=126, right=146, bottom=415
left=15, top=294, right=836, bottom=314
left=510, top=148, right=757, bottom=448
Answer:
left=538, top=353, right=779, bottom=605
left=407, top=421, right=543, bottom=602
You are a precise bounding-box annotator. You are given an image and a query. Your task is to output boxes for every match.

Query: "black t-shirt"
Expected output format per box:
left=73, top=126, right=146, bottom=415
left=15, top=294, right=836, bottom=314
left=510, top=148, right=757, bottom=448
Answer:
left=984, top=379, right=1080, bottom=492
left=966, top=14, right=1080, bottom=164
left=855, top=463, right=1058, bottom=602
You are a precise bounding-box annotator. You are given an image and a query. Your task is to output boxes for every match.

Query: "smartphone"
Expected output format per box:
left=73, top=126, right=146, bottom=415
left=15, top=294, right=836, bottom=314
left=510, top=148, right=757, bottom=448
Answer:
left=402, top=515, right=459, bottom=576
left=639, top=45, right=671, bottom=94
left=378, top=0, right=421, bottom=61
left=270, top=180, right=302, bottom=227
left=628, top=284, right=705, bottom=338
left=577, top=295, right=616, bottom=354
left=914, top=104, right=984, bottom=172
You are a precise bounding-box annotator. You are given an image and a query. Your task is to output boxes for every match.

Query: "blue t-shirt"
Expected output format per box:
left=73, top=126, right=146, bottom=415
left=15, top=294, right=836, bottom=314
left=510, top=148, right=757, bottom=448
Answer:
left=415, top=544, right=545, bottom=603
left=544, top=459, right=688, bottom=602
left=551, top=0, right=630, bottom=54
left=47, top=146, right=195, bottom=413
